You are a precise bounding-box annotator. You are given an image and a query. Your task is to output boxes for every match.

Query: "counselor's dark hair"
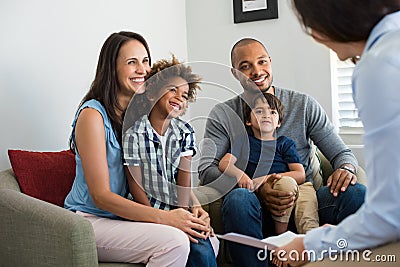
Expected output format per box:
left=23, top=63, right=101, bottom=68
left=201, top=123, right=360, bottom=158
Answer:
left=291, top=0, right=400, bottom=42
left=70, top=31, right=151, bottom=150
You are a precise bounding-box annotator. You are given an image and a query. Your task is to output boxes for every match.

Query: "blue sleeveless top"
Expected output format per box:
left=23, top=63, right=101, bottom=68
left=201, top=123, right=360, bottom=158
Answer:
left=64, top=99, right=128, bottom=218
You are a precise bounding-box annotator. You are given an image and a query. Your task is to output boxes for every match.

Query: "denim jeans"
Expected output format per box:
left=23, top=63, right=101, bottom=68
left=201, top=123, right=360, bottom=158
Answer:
left=187, top=235, right=216, bottom=267
left=222, top=184, right=366, bottom=267
left=317, top=183, right=366, bottom=225
left=222, top=188, right=268, bottom=267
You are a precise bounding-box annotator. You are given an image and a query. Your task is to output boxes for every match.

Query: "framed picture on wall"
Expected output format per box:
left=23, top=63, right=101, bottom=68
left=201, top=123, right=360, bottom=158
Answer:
left=233, top=0, right=278, bottom=23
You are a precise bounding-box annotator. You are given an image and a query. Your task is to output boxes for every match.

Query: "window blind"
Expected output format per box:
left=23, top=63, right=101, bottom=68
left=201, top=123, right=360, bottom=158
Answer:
left=334, top=58, right=363, bottom=128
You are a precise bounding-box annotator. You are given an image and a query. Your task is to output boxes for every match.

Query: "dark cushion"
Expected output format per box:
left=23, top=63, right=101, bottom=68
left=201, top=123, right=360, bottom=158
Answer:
left=8, top=149, right=76, bottom=207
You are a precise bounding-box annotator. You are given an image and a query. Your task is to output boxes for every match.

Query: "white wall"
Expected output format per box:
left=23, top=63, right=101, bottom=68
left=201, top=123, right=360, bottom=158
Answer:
left=0, top=0, right=188, bottom=170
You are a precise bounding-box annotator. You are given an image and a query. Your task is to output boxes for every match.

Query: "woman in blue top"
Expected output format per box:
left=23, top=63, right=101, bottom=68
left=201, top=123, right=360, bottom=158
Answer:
left=64, top=31, right=213, bottom=266
left=272, top=1, right=400, bottom=266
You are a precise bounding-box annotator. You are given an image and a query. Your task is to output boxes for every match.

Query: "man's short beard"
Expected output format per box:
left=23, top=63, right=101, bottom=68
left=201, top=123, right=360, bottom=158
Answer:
left=260, top=76, right=273, bottom=93
left=240, top=75, right=273, bottom=94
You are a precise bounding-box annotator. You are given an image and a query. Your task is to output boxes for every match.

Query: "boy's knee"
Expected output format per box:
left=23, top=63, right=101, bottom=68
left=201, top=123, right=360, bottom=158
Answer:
left=273, top=176, right=299, bottom=199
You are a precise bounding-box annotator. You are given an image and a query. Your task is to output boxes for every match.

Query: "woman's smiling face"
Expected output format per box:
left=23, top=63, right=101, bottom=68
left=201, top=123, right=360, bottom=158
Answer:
left=116, top=39, right=151, bottom=95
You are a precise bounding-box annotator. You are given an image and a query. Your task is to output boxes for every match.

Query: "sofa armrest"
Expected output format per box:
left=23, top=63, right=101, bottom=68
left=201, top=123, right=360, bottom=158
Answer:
left=355, top=166, right=367, bottom=186
left=0, top=189, right=98, bottom=267
left=0, top=169, right=21, bottom=191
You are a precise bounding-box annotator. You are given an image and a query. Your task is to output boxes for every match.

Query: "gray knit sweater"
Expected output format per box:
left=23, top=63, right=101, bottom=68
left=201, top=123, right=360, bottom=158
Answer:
left=198, top=86, right=357, bottom=189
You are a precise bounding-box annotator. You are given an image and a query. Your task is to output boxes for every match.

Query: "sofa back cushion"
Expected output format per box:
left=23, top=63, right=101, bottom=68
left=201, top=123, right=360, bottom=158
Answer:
left=8, top=149, right=76, bottom=207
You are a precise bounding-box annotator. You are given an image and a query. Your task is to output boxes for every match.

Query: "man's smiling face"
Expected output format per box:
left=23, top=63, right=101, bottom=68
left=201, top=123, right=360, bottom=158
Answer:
left=232, top=41, right=273, bottom=93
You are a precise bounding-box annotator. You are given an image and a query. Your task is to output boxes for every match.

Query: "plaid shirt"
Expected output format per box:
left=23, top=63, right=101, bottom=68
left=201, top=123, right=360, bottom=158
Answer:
left=123, top=115, right=197, bottom=210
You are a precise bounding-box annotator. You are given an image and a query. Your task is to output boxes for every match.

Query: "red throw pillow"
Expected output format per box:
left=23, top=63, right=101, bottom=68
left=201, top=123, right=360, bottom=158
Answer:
left=8, top=149, right=76, bottom=207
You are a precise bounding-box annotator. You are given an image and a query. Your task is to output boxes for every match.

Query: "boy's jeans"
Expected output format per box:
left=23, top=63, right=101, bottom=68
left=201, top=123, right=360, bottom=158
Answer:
left=187, top=233, right=217, bottom=267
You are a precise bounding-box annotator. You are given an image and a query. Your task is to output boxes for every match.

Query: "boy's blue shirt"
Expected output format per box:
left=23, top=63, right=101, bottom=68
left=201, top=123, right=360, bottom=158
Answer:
left=229, top=134, right=303, bottom=179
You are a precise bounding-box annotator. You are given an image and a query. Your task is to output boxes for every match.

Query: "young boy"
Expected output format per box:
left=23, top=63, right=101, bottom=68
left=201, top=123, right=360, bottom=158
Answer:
left=219, top=92, right=318, bottom=234
left=123, top=55, right=217, bottom=266
left=123, top=55, right=200, bottom=211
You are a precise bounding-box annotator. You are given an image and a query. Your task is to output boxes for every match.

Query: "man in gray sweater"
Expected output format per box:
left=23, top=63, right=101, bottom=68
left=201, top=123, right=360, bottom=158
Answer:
left=198, top=38, right=366, bottom=266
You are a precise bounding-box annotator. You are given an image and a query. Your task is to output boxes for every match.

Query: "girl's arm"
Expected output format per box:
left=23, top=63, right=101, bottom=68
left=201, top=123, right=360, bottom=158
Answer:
left=219, top=153, right=253, bottom=190
left=176, top=155, right=192, bottom=209
left=125, top=166, right=151, bottom=206
left=278, top=163, right=306, bottom=184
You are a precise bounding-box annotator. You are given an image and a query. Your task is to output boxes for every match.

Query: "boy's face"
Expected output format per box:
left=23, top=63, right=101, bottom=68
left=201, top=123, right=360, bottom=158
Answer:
left=246, top=98, right=280, bottom=135
left=152, top=76, right=189, bottom=119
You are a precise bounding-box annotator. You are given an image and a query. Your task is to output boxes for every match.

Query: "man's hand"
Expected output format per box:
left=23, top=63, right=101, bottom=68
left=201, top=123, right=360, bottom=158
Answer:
left=257, top=174, right=295, bottom=217
left=327, top=164, right=357, bottom=197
